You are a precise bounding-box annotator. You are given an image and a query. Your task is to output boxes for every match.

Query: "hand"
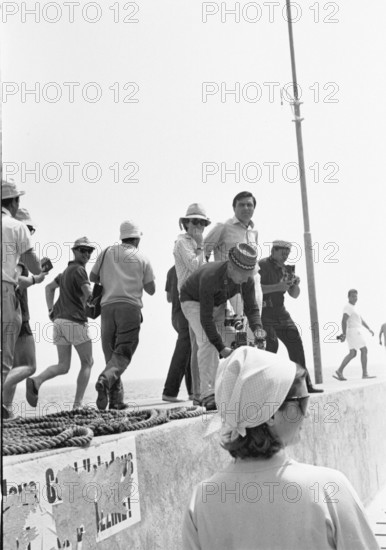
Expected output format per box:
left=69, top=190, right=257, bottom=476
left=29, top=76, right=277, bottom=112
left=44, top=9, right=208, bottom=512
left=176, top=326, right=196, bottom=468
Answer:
left=292, top=276, right=300, bottom=286
left=277, top=281, right=292, bottom=292
left=34, top=272, right=47, bottom=284
left=220, top=347, right=233, bottom=358
left=48, top=308, right=54, bottom=321
left=340, top=334, right=346, bottom=342
left=193, top=231, right=204, bottom=247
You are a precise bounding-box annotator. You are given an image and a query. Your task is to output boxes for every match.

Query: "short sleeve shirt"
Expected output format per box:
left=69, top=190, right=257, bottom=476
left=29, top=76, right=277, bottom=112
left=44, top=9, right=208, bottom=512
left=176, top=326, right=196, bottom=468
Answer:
left=53, top=261, right=90, bottom=323
left=91, top=244, right=155, bottom=309
left=343, top=303, right=362, bottom=329
left=2, top=208, right=32, bottom=285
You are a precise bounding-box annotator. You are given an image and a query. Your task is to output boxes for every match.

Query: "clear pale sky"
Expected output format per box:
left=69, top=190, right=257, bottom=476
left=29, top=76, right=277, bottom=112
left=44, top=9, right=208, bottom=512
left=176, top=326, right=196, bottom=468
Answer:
left=2, top=0, right=386, bottom=383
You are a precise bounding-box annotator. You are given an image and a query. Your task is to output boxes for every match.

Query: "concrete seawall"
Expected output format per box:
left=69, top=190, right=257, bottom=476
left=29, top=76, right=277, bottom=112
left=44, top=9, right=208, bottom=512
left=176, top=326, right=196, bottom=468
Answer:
left=3, top=379, right=386, bottom=550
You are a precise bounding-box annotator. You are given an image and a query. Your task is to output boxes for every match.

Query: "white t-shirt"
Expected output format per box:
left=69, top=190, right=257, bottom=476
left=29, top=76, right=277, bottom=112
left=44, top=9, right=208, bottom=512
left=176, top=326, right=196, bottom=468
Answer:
left=343, top=303, right=362, bottom=329
left=1, top=208, right=32, bottom=284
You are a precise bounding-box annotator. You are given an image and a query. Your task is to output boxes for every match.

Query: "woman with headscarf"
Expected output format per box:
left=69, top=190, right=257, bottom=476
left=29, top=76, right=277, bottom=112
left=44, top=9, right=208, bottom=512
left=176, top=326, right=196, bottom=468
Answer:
left=182, top=347, right=378, bottom=550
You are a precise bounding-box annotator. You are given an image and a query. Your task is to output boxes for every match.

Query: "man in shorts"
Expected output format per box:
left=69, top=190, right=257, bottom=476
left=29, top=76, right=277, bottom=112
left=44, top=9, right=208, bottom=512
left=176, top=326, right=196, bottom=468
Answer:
left=333, top=289, right=375, bottom=381
left=26, top=237, right=95, bottom=409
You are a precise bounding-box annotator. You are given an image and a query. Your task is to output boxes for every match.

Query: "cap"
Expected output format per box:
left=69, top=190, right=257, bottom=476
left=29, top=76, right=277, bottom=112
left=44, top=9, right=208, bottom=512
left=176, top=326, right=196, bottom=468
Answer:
left=272, top=240, right=292, bottom=249
left=179, top=203, right=211, bottom=230
left=72, top=237, right=95, bottom=251
left=2, top=180, right=26, bottom=200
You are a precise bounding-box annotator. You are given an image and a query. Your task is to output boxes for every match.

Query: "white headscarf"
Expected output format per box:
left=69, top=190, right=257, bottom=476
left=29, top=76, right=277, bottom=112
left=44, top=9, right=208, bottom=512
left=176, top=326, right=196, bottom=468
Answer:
left=207, top=347, right=296, bottom=442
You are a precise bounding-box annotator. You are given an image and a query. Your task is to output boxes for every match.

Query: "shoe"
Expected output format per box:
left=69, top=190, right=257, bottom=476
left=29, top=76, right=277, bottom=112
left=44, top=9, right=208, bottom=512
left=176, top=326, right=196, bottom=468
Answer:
left=26, top=378, right=39, bottom=407
left=201, top=395, right=217, bottom=411
left=193, top=399, right=202, bottom=406
left=332, top=370, right=347, bottom=381
left=2, top=404, right=10, bottom=420
left=95, top=379, right=108, bottom=410
left=162, top=395, right=184, bottom=403
left=308, top=386, right=324, bottom=393
left=362, top=375, right=376, bottom=379
left=109, top=403, right=132, bottom=410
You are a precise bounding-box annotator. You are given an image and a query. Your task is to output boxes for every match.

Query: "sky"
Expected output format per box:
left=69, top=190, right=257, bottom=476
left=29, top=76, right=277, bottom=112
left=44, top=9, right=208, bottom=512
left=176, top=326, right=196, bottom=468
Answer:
left=2, top=0, right=386, bottom=385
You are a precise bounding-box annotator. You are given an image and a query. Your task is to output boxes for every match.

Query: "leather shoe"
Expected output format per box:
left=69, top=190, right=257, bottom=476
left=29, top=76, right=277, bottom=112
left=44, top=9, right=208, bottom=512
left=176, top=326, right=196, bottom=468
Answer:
left=308, top=386, right=324, bottom=393
left=109, top=402, right=132, bottom=410
left=95, top=379, right=108, bottom=410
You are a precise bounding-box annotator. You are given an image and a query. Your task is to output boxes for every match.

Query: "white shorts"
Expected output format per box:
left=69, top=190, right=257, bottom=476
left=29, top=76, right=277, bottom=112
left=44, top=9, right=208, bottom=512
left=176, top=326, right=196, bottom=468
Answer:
left=53, top=318, right=91, bottom=346
left=346, top=328, right=367, bottom=350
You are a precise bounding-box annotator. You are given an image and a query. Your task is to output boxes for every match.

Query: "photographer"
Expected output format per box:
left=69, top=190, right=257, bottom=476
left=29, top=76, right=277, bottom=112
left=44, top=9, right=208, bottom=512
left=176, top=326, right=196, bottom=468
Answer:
left=259, top=240, right=323, bottom=393
left=180, top=243, right=264, bottom=410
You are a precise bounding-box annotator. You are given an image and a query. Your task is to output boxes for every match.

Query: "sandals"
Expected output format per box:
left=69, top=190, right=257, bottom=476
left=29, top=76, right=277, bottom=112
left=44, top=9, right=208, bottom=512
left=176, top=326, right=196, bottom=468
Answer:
left=332, top=370, right=347, bottom=381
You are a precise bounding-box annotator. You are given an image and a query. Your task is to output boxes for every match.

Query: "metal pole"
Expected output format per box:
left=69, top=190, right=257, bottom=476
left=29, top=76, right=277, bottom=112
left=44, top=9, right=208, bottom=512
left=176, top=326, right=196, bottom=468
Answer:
left=285, top=0, right=323, bottom=383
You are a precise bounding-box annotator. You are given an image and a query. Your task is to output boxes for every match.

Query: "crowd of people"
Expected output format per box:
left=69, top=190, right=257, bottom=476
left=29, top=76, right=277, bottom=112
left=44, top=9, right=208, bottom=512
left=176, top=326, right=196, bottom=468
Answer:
left=1, top=182, right=381, bottom=418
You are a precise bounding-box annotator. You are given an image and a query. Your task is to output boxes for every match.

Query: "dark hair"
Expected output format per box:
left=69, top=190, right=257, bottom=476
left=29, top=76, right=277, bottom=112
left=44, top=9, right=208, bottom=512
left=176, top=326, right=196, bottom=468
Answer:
left=221, top=364, right=306, bottom=459
left=1, top=197, right=18, bottom=209
left=232, top=191, right=256, bottom=209
left=122, top=237, right=140, bottom=246
left=181, top=219, right=189, bottom=232
left=348, top=289, right=358, bottom=297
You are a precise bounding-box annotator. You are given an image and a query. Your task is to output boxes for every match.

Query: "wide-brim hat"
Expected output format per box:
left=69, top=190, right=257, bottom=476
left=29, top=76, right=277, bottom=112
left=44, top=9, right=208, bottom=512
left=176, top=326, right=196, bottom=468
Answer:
left=120, top=220, right=142, bottom=239
left=2, top=180, right=26, bottom=200
left=206, top=347, right=296, bottom=440
left=15, top=208, right=35, bottom=227
left=72, top=237, right=95, bottom=251
left=228, top=243, right=257, bottom=271
left=179, top=203, right=211, bottom=230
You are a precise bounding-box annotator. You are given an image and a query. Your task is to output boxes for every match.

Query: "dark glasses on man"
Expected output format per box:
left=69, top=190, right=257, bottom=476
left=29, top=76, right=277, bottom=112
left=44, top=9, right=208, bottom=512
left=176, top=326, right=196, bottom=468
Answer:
left=27, top=225, right=36, bottom=235
left=284, top=395, right=310, bottom=416
left=77, top=247, right=93, bottom=254
left=189, top=219, right=206, bottom=226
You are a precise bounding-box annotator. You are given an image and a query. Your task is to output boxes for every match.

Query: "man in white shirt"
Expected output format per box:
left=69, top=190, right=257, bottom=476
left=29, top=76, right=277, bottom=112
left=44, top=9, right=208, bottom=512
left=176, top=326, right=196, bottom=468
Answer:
left=203, top=190, right=263, bottom=316
left=333, top=289, right=375, bottom=381
left=2, top=180, right=42, bottom=418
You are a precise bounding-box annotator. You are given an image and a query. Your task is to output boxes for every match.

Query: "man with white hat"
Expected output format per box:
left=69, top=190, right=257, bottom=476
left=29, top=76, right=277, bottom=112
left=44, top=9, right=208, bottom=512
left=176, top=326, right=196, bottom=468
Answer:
left=91, top=220, right=155, bottom=410
left=1, top=180, right=42, bottom=418
left=3, top=209, right=48, bottom=417
left=259, top=240, right=323, bottom=393
left=26, top=236, right=95, bottom=410
left=180, top=242, right=264, bottom=410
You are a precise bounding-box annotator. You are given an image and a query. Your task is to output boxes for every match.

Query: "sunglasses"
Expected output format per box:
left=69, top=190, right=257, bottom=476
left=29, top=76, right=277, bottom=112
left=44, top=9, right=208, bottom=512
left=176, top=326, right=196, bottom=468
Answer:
left=284, top=395, right=310, bottom=416
left=27, top=225, right=36, bottom=235
left=189, top=219, right=207, bottom=226
left=77, top=247, right=93, bottom=254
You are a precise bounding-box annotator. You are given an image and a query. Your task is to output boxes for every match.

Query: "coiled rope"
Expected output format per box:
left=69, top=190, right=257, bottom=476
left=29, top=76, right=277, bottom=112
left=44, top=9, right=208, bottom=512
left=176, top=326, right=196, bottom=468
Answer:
left=3, top=406, right=204, bottom=456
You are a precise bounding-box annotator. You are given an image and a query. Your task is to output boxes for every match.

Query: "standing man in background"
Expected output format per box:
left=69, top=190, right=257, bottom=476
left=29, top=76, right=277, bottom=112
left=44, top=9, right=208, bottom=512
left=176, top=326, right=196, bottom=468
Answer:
left=92, top=220, right=155, bottom=410
left=334, top=289, right=375, bottom=381
left=259, top=240, right=323, bottom=393
left=2, top=180, right=43, bottom=419
left=203, top=191, right=263, bottom=314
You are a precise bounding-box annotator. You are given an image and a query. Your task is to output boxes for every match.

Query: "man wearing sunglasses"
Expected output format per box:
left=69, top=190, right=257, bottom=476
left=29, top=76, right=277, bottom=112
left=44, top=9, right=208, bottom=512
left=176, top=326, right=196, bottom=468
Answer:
left=26, top=237, right=95, bottom=410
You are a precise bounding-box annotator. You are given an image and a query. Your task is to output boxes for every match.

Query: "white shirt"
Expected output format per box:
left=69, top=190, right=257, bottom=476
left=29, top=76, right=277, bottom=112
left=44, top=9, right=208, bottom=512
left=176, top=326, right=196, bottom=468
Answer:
left=203, top=216, right=258, bottom=262
left=343, top=303, right=362, bottom=329
left=1, top=207, right=32, bottom=284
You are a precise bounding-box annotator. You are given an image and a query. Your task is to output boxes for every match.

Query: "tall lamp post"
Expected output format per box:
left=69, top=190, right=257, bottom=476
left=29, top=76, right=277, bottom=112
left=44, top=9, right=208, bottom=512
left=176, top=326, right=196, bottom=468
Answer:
left=285, top=0, right=323, bottom=383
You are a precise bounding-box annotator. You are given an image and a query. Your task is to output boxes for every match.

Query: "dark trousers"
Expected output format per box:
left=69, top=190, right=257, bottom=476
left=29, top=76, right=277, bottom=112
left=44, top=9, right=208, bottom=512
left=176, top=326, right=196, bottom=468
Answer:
left=163, top=310, right=192, bottom=397
left=262, top=310, right=313, bottom=388
left=99, top=302, right=142, bottom=406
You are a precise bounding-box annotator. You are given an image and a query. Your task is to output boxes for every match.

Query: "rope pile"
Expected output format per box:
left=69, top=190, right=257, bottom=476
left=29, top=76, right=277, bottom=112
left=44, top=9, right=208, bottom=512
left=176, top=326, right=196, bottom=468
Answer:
left=3, top=405, right=205, bottom=456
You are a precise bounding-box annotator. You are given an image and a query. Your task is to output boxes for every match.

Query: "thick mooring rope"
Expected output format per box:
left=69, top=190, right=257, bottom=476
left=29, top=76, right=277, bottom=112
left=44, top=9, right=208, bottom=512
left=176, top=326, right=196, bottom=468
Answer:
left=3, top=406, right=204, bottom=456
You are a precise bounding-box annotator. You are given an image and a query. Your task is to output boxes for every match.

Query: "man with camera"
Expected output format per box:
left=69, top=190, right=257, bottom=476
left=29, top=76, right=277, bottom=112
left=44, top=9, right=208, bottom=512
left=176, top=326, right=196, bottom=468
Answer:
left=180, top=243, right=264, bottom=410
left=259, top=240, right=323, bottom=393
